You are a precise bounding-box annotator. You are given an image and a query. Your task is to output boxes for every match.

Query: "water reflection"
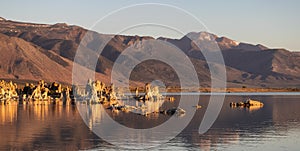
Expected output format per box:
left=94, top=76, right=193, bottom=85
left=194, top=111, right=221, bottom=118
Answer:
left=0, top=103, right=103, bottom=150
left=0, top=104, right=18, bottom=124
left=0, top=95, right=299, bottom=150
left=172, top=95, right=300, bottom=150
left=229, top=105, right=264, bottom=112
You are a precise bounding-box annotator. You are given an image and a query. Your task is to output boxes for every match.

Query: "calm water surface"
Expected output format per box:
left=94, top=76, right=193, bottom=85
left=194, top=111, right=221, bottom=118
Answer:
left=0, top=95, right=300, bottom=150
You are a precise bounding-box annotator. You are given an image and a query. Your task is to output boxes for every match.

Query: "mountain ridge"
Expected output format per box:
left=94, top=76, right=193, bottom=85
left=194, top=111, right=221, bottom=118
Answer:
left=0, top=18, right=299, bottom=88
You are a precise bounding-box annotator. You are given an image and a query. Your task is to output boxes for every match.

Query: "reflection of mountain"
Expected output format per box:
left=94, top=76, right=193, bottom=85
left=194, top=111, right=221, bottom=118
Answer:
left=271, top=96, right=300, bottom=123
left=190, top=96, right=300, bottom=127
left=1, top=18, right=300, bottom=87
left=0, top=96, right=300, bottom=150
left=175, top=96, right=300, bottom=150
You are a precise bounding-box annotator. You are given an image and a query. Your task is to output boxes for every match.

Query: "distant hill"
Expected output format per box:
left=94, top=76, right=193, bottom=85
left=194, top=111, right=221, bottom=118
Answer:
left=0, top=18, right=299, bottom=88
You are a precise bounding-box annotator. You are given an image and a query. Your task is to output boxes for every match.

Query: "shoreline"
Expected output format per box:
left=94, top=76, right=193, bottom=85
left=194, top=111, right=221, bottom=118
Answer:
left=2, top=79, right=300, bottom=93
left=162, top=87, right=300, bottom=93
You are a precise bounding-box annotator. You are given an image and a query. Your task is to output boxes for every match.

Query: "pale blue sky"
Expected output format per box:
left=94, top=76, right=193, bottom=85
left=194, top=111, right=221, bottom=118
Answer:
left=0, top=0, right=299, bottom=51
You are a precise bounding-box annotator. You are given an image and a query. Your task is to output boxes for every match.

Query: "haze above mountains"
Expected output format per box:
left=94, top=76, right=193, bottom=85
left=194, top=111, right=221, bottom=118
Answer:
left=0, top=17, right=299, bottom=88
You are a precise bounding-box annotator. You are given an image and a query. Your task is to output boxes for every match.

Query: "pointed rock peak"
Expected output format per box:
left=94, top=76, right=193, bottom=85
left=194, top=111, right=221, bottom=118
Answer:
left=256, top=44, right=268, bottom=50
left=52, top=23, right=68, bottom=27
left=185, top=31, right=217, bottom=41
left=216, top=36, right=240, bottom=46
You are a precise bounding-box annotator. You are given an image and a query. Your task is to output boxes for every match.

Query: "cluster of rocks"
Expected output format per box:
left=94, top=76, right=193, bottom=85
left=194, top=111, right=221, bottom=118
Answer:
left=0, top=80, right=71, bottom=104
left=73, top=79, right=122, bottom=105
left=0, top=79, right=187, bottom=117
left=134, top=83, right=163, bottom=101
left=230, top=99, right=264, bottom=108
left=0, top=80, right=19, bottom=100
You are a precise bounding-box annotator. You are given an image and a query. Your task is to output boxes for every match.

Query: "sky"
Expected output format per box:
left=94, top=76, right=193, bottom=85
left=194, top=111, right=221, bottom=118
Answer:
left=0, top=0, right=299, bottom=51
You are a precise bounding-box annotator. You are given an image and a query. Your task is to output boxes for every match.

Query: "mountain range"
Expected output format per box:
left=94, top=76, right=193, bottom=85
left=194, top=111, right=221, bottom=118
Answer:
left=0, top=17, right=299, bottom=88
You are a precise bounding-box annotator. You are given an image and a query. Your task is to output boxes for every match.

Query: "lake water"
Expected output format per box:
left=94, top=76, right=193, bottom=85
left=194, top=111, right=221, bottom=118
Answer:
left=0, top=94, right=300, bottom=150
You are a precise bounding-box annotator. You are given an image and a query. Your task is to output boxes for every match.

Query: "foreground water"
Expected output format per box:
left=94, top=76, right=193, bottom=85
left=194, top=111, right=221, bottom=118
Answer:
left=0, top=95, right=299, bottom=150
